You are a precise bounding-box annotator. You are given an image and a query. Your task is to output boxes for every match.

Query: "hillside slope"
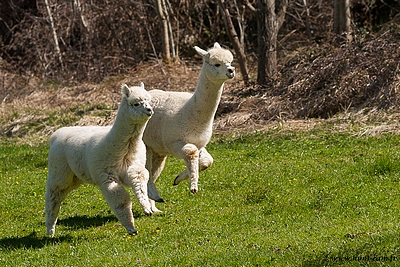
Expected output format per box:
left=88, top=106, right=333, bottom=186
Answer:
left=1, top=28, right=400, bottom=141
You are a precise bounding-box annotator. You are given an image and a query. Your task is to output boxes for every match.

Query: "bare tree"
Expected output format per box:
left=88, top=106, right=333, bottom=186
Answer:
left=302, top=0, right=312, bottom=40
left=156, top=0, right=170, bottom=61
left=218, top=0, right=250, bottom=84
left=156, top=0, right=177, bottom=62
left=334, top=0, right=352, bottom=43
left=255, top=0, right=288, bottom=85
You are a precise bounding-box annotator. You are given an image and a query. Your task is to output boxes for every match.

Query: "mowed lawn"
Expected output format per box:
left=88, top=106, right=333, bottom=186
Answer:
left=0, top=130, right=400, bottom=266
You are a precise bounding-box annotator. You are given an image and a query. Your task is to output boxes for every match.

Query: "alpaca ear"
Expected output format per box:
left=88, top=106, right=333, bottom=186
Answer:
left=121, top=84, right=130, bottom=97
left=140, top=82, right=145, bottom=90
left=213, top=42, right=221, bottom=49
left=194, top=46, right=208, bottom=58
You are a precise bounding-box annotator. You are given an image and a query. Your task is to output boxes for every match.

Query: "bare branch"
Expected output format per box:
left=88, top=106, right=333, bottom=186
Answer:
left=44, top=0, right=63, bottom=68
left=244, top=0, right=257, bottom=12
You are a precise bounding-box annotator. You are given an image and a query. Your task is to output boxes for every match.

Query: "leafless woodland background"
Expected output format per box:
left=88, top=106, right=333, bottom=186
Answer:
left=1, top=0, right=400, bottom=122
left=1, top=0, right=396, bottom=80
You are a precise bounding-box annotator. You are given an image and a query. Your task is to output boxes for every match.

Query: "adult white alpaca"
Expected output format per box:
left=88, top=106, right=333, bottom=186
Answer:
left=143, top=42, right=235, bottom=211
left=46, top=83, right=153, bottom=236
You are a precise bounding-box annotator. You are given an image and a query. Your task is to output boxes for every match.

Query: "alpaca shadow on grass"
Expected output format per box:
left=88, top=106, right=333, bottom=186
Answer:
left=58, top=214, right=118, bottom=230
left=0, top=231, right=74, bottom=250
left=0, top=212, right=142, bottom=250
left=57, top=210, right=145, bottom=230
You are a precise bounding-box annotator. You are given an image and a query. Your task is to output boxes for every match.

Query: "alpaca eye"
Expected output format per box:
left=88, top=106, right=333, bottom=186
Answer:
left=214, top=64, right=221, bottom=67
left=134, top=103, right=140, bottom=107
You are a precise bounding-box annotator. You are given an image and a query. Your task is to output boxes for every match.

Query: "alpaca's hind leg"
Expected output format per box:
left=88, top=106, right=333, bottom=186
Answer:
left=98, top=173, right=137, bottom=235
left=146, top=149, right=166, bottom=203
left=45, top=171, right=82, bottom=237
left=173, top=169, right=189, bottom=185
left=148, top=182, right=164, bottom=203
left=174, top=147, right=213, bottom=188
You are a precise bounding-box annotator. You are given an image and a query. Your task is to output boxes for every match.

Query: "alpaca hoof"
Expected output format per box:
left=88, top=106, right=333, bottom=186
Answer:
left=155, top=197, right=165, bottom=203
left=190, top=188, right=198, bottom=194
left=173, top=176, right=180, bottom=185
left=148, top=183, right=164, bottom=202
left=47, top=228, right=55, bottom=237
left=149, top=196, right=165, bottom=203
left=149, top=196, right=164, bottom=203
left=128, top=228, right=138, bottom=235
left=143, top=205, right=153, bottom=215
left=151, top=207, right=163, bottom=214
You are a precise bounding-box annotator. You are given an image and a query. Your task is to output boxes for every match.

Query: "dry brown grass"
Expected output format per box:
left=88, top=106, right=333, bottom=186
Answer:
left=2, top=29, right=400, bottom=143
left=0, top=60, right=202, bottom=142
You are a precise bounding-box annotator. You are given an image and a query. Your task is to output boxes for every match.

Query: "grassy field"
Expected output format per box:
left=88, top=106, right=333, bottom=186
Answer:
left=0, top=130, right=400, bottom=266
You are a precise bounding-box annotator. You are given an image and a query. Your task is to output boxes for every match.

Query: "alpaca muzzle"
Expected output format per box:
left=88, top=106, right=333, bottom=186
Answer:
left=145, top=107, right=153, bottom=117
left=226, top=66, right=235, bottom=79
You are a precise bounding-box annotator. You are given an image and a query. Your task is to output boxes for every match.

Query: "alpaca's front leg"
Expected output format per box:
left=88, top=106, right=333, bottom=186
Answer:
left=182, top=144, right=200, bottom=193
left=170, top=142, right=200, bottom=193
left=174, top=147, right=213, bottom=187
left=126, top=166, right=152, bottom=216
left=98, top=173, right=138, bottom=235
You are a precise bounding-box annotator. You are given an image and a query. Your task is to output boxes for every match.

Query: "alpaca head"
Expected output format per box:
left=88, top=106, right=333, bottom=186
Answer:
left=121, top=83, right=153, bottom=123
left=194, top=42, right=235, bottom=82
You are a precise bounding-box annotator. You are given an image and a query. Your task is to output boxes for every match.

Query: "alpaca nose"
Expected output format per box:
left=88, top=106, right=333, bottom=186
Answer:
left=227, top=66, right=235, bottom=78
left=147, top=107, right=154, bottom=115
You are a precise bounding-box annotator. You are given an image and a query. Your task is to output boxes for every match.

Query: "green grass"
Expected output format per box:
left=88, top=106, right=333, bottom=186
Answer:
left=1, top=131, right=400, bottom=266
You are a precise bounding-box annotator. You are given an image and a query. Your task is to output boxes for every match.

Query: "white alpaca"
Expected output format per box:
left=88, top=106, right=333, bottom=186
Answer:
left=46, top=83, right=153, bottom=236
left=143, top=43, right=235, bottom=211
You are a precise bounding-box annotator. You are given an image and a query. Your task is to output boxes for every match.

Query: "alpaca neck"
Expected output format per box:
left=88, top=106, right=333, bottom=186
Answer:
left=106, top=105, right=143, bottom=156
left=187, top=65, right=225, bottom=124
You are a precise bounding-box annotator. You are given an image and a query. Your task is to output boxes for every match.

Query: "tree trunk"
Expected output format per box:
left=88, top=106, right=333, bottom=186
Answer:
left=256, top=0, right=287, bottom=85
left=303, top=0, right=312, bottom=40
left=156, top=0, right=170, bottom=61
left=334, top=0, right=352, bottom=43
left=218, top=0, right=250, bottom=84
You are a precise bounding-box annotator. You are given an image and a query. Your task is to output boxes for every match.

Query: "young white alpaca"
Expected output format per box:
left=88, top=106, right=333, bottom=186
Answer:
left=46, top=83, right=153, bottom=236
left=143, top=43, right=235, bottom=211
